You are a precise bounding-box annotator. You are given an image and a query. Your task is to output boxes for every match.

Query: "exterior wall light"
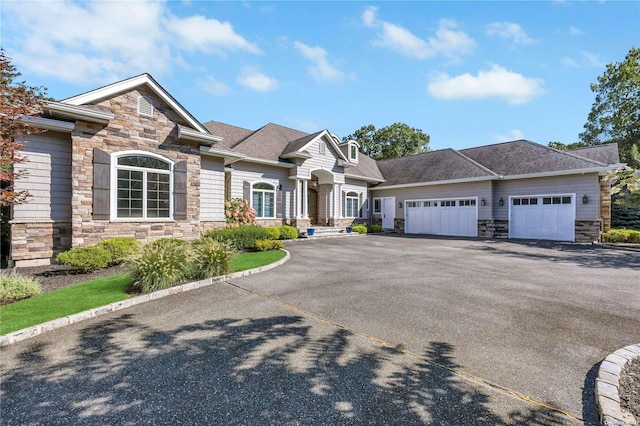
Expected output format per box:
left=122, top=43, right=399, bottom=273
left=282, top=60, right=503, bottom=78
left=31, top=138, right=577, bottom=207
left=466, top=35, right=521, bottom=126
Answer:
left=499, top=197, right=504, bottom=206
left=398, top=202, right=403, bottom=208
left=480, top=198, right=485, bottom=206
left=582, top=194, right=588, bottom=204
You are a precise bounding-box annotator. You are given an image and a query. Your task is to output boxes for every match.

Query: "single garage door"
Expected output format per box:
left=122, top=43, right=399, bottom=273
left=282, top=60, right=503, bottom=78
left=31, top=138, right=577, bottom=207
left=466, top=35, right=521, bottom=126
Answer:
left=406, top=198, right=478, bottom=237
left=509, top=195, right=575, bottom=241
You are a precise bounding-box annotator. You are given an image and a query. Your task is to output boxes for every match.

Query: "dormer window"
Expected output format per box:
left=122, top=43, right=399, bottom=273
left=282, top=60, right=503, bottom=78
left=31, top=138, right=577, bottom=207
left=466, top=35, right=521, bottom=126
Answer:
left=349, top=144, right=357, bottom=161
left=137, top=96, right=154, bottom=117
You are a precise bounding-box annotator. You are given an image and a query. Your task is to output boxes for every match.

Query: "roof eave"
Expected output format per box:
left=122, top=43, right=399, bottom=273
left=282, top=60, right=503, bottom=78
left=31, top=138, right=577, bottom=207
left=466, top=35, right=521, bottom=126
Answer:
left=344, top=173, right=385, bottom=183
left=371, top=175, right=496, bottom=190
left=499, top=165, right=620, bottom=180
left=237, top=156, right=296, bottom=169
left=179, top=126, right=223, bottom=146
left=44, top=102, right=114, bottom=124
left=281, top=150, right=312, bottom=160
left=18, top=115, right=75, bottom=133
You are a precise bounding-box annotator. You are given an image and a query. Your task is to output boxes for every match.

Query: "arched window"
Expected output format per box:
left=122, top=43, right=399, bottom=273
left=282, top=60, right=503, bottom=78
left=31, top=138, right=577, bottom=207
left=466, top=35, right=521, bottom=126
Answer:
left=345, top=191, right=359, bottom=218
left=113, top=153, right=172, bottom=219
left=252, top=182, right=276, bottom=218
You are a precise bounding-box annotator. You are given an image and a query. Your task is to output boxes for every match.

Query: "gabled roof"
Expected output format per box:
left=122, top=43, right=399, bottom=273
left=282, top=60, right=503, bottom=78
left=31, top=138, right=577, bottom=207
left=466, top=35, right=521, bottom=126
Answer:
left=281, top=131, right=324, bottom=157
left=376, top=148, right=497, bottom=187
left=459, top=140, right=606, bottom=176
left=568, top=144, right=621, bottom=165
left=281, top=130, right=349, bottom=162
left=224, top=123, right=310, bottom=162
left=204, top=121, right=254, bottom=148
left=62, top=73, right=209, bottom=134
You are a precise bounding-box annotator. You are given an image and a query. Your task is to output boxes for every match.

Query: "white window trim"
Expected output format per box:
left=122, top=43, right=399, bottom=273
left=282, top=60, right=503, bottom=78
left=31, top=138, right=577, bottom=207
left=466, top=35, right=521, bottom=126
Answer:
left=251, top=181, right=277, bottom=219
left=345, top=191, right=360, bottom=218
left=373, top=198, right=382, bottom=214
left=110, top=150, right=174, bottom=221
left=349, top=143, right=358, bottom=161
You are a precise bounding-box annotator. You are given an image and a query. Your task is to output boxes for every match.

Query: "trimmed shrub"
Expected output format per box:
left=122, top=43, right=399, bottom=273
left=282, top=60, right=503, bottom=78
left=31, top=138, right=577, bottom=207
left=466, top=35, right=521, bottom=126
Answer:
left=602, top=228, right=640, bottom=244
left=0, top=273, right=42, bottom=303
left=205, top=225, right=269, bottom=251
left=279, top=225, right=299, bottom=240
left=368, top=224, right=383, bottom=233
left=128, top=238, right=193, bottom=293
left=225, top=198, right=257, bottom=227
left=56, top=246, right=112, bottom=273
left=191, top=238, right=232, bottom=279
left=264, top=226, right=281, bottom=240
left=352, top=225, right=368, bottom=234
left=97, top=237, right=141, bottom=265
left=255, top=239, right=284, bottom=251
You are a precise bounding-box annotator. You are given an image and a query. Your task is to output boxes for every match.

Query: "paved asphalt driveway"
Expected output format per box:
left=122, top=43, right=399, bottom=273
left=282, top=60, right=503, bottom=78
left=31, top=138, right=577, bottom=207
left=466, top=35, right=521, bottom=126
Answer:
left=2, top=235, right=638, bottom=425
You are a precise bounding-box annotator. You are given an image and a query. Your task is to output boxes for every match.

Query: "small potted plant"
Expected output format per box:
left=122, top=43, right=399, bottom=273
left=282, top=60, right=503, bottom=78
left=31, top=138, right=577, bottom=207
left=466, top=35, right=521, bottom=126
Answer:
left=307, top=228, right=315, bottom=236
left=346, top=226, right=353, bottom=233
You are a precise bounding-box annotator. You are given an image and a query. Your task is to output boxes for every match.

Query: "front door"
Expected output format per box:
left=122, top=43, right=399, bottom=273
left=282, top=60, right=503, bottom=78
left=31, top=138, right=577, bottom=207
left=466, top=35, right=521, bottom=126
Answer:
left=308, top=188, right=318, bottom=225
left=382, top=197, right=395, bottom=230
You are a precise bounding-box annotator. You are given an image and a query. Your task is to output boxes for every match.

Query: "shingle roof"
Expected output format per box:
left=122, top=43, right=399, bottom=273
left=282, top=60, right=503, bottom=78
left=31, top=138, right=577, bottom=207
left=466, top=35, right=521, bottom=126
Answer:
left=459, top=140, right=605, bottom=176
left=281, top=131, right=324, bottom=157
left=568, top=144, right=620, bottom=165
left=376, top=149, right=496, bottom=187
left=203, top=121, right=253, bottom=148
left=228, top=123, right=310, bottom=161
left=347, top=154, right=384, bottom=181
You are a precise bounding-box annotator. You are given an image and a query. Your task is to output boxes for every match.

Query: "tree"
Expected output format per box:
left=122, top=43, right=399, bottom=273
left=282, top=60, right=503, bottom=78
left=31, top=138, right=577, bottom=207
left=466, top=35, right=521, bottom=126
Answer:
left=547, top=141, right=589, bottom=151
left=0, top=49, right=48, bottom=206
left=343, top=123, right=430, bottom=160
left=579, top=46, right=640, bottom=168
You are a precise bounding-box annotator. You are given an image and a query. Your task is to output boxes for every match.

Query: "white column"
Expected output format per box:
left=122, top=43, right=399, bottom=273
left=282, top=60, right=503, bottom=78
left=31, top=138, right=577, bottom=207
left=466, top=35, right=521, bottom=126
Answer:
left=302, top=180, right=309, bottom=219
left=294, top=178, right=301, bottom=219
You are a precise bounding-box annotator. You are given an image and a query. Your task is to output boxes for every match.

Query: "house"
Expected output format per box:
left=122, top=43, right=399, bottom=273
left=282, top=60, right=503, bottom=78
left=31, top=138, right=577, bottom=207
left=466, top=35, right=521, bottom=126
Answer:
left=8, top=74, right=621, bottom=267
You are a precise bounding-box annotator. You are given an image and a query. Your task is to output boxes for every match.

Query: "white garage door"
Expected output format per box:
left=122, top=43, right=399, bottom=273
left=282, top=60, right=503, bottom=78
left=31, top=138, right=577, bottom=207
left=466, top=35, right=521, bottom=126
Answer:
left=509, top=195, right=575, bottom=241
left=405, top=198, right=478, bottom=237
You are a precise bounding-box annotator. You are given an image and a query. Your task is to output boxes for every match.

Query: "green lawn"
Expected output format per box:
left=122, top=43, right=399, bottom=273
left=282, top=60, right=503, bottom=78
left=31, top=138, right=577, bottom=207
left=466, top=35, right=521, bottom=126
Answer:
left=0, top=250, right=287, bottom=335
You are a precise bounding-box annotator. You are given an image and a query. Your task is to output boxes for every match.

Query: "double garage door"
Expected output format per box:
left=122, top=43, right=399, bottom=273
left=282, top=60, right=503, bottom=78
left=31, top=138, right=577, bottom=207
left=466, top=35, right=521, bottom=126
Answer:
left=510, top=195, right=575, bottom=241
left=405, top=198, right=478, bottom=237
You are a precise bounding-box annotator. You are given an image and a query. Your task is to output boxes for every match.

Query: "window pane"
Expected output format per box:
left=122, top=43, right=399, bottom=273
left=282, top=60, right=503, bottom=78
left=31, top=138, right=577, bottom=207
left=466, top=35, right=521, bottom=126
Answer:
left=553, top=197, right=561, bottom=204
left=513, top=199, right=520, bottom=205
left=253, top=183, right=274, bottom=190
left=253, top=192, right=264, bottom=217
left=264, top=192, right=275, bottom=217
left=117, top=170, right=143, bottom=218
left=118, top=155, right=170, bottom=170
left=543, top=197, right=551, bottom=204
left=530, top=198, right=538, bottom=205
left=562, top=196, right=571, bottom=204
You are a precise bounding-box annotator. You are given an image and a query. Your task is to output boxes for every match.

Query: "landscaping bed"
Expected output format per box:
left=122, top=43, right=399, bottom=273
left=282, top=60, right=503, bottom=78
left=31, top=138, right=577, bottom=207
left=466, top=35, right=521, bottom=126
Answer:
left=621, top=356, right=640, bottom=422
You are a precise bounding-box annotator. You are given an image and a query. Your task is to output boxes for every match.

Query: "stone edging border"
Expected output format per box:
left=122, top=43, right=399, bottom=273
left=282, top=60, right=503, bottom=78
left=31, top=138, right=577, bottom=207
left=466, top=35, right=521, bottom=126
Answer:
left=595, top=343, right=640, bottom=425
left=0, top=249, right=290, bottom=348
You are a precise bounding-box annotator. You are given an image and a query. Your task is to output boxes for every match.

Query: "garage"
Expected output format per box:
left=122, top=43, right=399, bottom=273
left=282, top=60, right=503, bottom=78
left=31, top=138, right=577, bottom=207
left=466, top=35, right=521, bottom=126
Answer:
left=405, top=198, right=478, bottom=237
left=509, top=195, right=575, bottom=241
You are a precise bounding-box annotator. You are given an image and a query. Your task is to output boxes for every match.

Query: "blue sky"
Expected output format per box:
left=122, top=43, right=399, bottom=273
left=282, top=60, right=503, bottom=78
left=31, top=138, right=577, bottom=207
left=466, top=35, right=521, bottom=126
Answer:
left=2, top=1, right=638, bottom=151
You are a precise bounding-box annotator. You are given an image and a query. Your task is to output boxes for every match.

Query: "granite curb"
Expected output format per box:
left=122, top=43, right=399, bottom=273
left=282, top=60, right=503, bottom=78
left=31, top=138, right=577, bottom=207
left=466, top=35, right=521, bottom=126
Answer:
left=596, top=343, right=640, bottom=425
left=0, top=249, right=290, bottom=347
left=597, top=243, right=640, bottom=253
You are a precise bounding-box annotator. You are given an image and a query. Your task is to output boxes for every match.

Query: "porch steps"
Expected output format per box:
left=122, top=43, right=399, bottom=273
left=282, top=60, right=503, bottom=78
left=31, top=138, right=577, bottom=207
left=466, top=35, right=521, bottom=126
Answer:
left=300, top=226, right=362, bottom=239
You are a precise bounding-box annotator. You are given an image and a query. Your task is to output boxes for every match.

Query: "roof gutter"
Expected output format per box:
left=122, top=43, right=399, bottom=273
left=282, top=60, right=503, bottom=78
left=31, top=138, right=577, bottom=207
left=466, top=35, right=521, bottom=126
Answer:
left=18, top=115, right=75, bottom=133
left=344, top=173, right=385, bottom=183
left=498, top=165, right=621, bottom=180
left=236, top=156, right=296, bottom=169
left=44, top=102, right=114, bottom=124
left=179, top=126, right=223, bottom=146
left=371, top=175, right=496, bottom=190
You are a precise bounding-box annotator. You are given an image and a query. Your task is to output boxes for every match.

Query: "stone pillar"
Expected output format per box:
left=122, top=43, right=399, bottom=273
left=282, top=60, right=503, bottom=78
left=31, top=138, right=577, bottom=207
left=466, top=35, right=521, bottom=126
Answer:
left=294, top=178, right=301, bottom=219
left=302, top=179, right=308, bottom=219
left=599, top=175, right=612, bottom=233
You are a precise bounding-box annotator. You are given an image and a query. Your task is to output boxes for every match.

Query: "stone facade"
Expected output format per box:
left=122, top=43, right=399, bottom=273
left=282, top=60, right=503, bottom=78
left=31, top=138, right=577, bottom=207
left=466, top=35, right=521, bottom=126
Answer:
left=9, top=221, right=72, bottom=266
left=477, top=220, right=509, bottom=239
left=70, top=88, right=203, bottom=248
left=599, top=175, right=612, bottom=233
left=575, top=220, right=601, bottom=243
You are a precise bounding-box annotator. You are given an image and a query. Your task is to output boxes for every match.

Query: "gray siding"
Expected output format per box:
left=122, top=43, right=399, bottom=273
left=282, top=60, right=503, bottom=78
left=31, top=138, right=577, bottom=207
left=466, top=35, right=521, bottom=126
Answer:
left=13, top=132, right=72, bottom=221
left=371, top=181, right=493, bottom=220
left=343, top=179, right=369, bottom=218
left=200, top=156, right=225, bottom=220
left=230, top=162, right=292, bottom=218
left=494, top=174, right=600, bottom=220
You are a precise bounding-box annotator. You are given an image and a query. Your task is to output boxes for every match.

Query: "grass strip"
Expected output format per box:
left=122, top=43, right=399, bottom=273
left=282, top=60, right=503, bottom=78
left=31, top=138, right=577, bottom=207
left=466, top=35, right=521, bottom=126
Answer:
left=231, top=249, right=286, bottom=272
left=1, top=273, right=133, bottom=335
left=1, top=250, right=286, bottom=335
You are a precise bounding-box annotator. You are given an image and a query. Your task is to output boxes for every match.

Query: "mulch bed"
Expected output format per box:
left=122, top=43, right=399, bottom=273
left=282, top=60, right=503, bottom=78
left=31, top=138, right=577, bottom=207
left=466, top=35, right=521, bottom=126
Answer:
left=3, top=264, right=129, bottom=294
left=620, top=356, right=640, bottom=422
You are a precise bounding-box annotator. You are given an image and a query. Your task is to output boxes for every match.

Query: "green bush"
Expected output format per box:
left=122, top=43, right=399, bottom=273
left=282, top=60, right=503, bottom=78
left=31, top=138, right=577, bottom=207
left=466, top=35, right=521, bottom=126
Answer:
left=352, top=225, right=368, bottom=234
left=191, top=238, right=232, bottom=279
left=0, top=273, right=42, bottom=303
left=279, top=225, right=299, bottom=240
left=264, top=226, right=281, bottom=240
left=255, top=239, right=284, bottom=251
left=97, top=237, right=141, bottom=265
left=128, top=238, right=193, bottom=293
left=205, top=225, right=269, bottom=251
left=367, top=224, right=383, bottom=233
left=56, top=246, right=112, bottom=273
left=602, top=228, right=640, bottom=243
left=612, top=204, right=640, bottom=230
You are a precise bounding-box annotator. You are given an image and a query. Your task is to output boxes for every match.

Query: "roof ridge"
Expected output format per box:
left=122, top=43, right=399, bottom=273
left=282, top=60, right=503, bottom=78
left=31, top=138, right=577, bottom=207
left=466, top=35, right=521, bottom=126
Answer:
left=459, top=139, right=531, bottom=152
left=524, top=140, right=607, bottom=167
left=568, top=143, right=617, bottom=152
left=263, top=122, right=311, bottom=135
left=450, top=149, right=499, bottom=176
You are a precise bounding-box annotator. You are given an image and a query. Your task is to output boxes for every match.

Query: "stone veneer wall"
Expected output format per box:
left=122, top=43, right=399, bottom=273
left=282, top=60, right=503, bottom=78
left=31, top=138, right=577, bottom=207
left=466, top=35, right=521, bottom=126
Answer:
left=70, top=88, right=204, bottom=248
left=394, top=218, right=405, bottom=233
left=10, top=221, right=72, bottom=266
left=599, top=175, right=611, bottom=233
left=477, top=220, right=509, bottom=238
left=575, top=220, right=600, bottom=243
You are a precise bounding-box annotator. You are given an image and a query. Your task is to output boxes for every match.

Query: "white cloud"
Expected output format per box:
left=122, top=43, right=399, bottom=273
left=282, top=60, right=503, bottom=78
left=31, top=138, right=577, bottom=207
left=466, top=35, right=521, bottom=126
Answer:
left=486, top=21, right=537, bottom=45
left=293, top=41, right=346, bottom=83
left=561, top=51, right=606, bottom=68
left=237, top=67, right=279, bottom=92
left=1, top=0, right=261, bottom=85
left=197, top=75, right=231, bottom=95
left=362, top=7, right=475, bottom=61
left=569, top=25, right=584, bottom=36
left=427, top=65, right=545, bottom=105
left=166, top=15, right=262, bottom=56
left=561, top=57, right=579, bottom=67
left=496, top=129, right=525, bottom=142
